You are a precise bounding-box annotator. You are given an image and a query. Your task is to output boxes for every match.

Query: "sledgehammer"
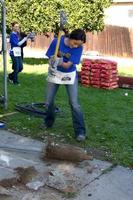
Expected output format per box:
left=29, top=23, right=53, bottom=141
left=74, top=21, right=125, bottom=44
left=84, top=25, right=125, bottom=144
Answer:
left=54, top=10, right=67, bottom=60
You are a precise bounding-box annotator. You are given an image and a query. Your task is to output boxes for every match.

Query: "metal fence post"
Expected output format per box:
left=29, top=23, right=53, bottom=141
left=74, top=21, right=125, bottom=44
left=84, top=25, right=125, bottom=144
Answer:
left=1, top=0, right=7, bottom=109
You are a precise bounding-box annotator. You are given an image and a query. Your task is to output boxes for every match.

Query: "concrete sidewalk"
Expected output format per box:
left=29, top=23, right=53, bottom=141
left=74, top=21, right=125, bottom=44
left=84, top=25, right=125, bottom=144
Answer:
left=0, top=130, right=133, bottom=200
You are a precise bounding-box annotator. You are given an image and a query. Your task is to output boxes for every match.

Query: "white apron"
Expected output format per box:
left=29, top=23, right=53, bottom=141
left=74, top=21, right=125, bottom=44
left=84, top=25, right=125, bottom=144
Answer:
left=13, top=47, right=21, bottom=57
left=47, top=67, right=76, bottom=85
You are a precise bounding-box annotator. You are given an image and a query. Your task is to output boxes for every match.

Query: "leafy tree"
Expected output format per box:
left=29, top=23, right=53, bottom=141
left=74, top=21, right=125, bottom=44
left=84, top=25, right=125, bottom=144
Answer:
left=5, top=0, right=112, bottom=33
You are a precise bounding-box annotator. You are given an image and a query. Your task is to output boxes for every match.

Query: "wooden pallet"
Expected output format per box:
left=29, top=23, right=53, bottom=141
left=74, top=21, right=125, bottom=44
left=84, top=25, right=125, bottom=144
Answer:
left=118, top=76, right=133, bottom=89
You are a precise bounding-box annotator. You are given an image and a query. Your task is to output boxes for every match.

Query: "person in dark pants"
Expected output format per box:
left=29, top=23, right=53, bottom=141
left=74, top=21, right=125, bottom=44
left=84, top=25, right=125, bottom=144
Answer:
left=19, top=31, right=27, bottom=60
left=8, top=22, right=32, bottom=85
left=45, top=29, right=87, bottom=142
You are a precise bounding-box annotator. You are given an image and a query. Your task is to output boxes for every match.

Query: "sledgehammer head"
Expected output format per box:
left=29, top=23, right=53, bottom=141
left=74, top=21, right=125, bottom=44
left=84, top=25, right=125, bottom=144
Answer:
left=44, top=140, right=93, bottom=162
left=60, top=10, right=67, bottom=29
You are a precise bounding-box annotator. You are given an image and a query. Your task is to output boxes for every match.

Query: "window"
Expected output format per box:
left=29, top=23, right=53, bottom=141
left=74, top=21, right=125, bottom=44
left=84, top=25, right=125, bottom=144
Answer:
left=128, top=10, right=133, bottom=18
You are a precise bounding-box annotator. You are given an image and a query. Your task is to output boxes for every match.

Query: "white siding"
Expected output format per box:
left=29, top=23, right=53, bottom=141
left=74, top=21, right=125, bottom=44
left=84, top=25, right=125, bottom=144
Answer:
left=105, top=5, right=133, bottom=27
left=113, top=1, right=133, bottom=2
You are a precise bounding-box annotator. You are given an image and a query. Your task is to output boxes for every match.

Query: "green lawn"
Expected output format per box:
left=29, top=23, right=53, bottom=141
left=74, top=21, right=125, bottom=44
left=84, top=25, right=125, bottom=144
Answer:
left=118, top=66, right=133, bottom=77
left=0, top=56, right=133, bottom=167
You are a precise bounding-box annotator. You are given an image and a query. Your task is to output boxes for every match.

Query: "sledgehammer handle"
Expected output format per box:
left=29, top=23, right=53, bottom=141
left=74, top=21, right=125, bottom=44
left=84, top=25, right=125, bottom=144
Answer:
left=54, top=10, right=67, bottom=60
left=0, top=111, right=18, bottom=118
left=54, top=31, right=62, bottom=60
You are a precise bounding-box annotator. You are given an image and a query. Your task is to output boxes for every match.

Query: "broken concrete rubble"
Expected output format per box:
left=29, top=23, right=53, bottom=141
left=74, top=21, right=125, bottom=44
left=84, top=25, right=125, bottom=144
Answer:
left=0, top=185, right=11, bottom=196
left=0, top=166, right=18, bottom=187
left=26, top=180, right=45, bottom=190
left=0, top=130, right=133, bottom=200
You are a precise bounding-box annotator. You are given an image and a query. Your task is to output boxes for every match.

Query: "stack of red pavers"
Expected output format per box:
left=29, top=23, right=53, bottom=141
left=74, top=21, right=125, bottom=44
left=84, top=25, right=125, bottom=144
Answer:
left=99, top=59, right=118, bottom=89
left=81, top=59, right=118, bottom=89
left=80, top=59, right=91, bottom=87
left=90, top=61, right=101, bottom=88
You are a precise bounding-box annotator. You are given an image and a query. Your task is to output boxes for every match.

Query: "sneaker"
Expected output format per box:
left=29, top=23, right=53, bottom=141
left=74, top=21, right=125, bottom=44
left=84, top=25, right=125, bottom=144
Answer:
left=76, top=134, right=86, bottom=142
left=45, top=105, right=55, bottom=128
left=14, top=82, right=21, bottom=86
left=45, top=115, right=55, bottom=128
left=7, top=77, right=13, bottom=84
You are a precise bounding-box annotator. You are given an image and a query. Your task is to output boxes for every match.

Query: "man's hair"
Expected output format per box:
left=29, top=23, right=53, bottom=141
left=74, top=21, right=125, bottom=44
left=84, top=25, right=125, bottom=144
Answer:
left=69, top=29, right=86, bottom=43
left=11, top=21, right=18, bottom=27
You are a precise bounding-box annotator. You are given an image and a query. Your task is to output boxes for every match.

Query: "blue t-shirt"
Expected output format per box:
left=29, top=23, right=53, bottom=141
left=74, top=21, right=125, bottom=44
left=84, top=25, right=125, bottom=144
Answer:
left=10, top=32, right=20, bottom=56
left=46, top=36, right=83, bottom=73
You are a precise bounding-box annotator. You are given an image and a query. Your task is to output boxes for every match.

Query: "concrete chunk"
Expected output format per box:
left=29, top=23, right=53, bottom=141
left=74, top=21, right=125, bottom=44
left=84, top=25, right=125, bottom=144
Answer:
left=0, top=166, right=18, bottom=187
left=0, top=186, right=11, bottom=196
left=46, top=159, right=112, bottom=193
left=26, top=181, right=45, bottom=191
left=0, top=150, right=38, bottom=169
left=0, top=130, right=44, bottom=152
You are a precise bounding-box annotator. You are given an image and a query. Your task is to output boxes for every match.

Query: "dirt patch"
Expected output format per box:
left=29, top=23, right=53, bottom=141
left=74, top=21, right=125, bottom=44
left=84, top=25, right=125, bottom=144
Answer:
left=0, top=197, right=12, bottom=200
left=0, top=167, right=38, bottom=188
left=0, top=177, right=18, bottom=188
left=15, top=166, right=38, bottom=184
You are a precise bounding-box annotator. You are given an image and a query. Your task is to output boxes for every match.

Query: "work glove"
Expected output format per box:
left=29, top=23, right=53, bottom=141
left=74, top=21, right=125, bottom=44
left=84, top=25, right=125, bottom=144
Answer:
left=49, top=56, right=63, bottom=70
left=27, top=32, right=35, bottom=40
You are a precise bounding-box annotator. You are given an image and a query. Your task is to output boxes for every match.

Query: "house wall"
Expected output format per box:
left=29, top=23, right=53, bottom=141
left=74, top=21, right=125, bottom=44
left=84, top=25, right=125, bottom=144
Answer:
left=104, top=4, right=133, bottom=28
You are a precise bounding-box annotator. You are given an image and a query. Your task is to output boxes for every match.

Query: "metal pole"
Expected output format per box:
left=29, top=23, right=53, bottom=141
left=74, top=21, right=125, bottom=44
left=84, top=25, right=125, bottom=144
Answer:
left=1, top=0, right=7, bottom=109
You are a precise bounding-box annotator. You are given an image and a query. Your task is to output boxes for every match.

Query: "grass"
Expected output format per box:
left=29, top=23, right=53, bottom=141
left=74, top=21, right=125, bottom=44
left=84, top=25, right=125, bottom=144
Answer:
left=0, top=56, right=133, bottom=167
left=118, top=66, right=133, bottom=77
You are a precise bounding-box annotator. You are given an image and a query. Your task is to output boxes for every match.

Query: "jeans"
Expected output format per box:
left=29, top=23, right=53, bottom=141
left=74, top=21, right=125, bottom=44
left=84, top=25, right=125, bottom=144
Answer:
left=45, top=78, right=86, bottom=137
left=9, top=55, right=23, bottom=84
